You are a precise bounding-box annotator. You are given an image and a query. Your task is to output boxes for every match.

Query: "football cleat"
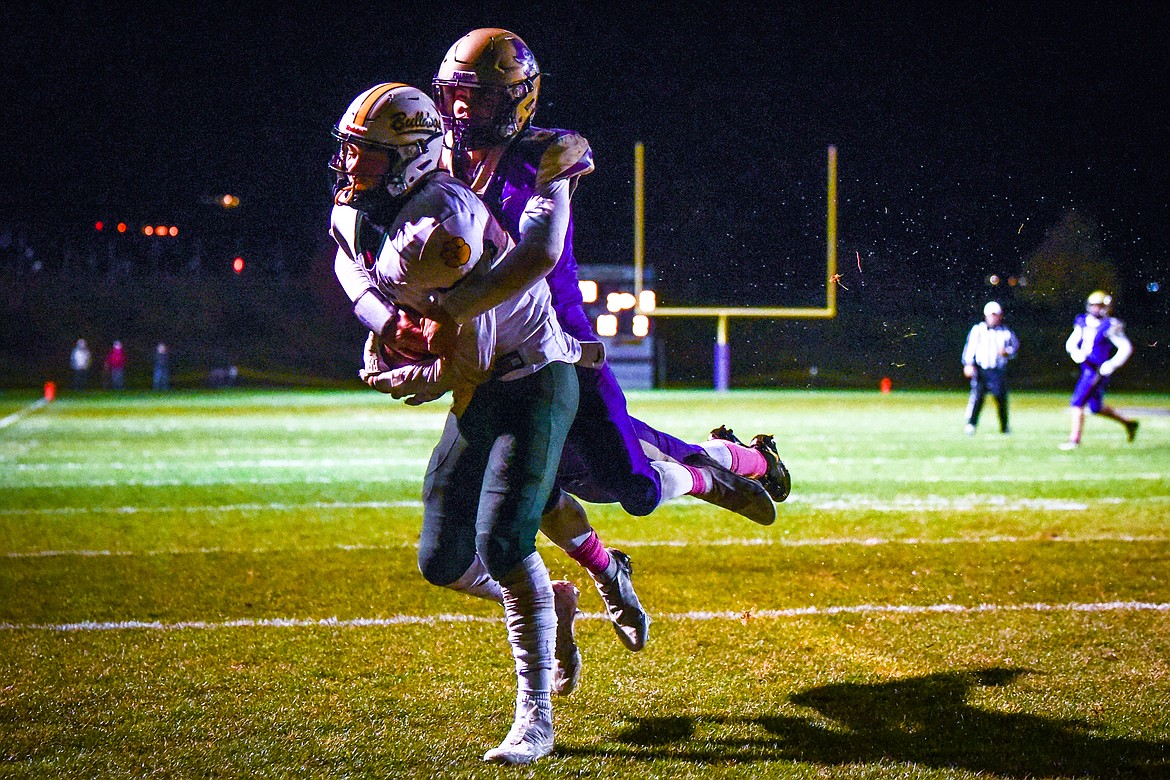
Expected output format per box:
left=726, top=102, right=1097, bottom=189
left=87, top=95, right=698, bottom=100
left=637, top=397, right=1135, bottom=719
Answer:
left=1126, top=420, right=1139, bottom=443
left=593, top=549, right=650, bottom=651
left=709, top=426, right=791, bottom=503
left=684, top=451, right=777, bottom=525
left=483, top=696, right=554, bottom=765
left=1058, top=440, right=1080, bottom=451
left=709, top=424, right=742, bottom=444
left=551, top=580, right=581, bottom=696
left=748, top=434, right=791, bottom=503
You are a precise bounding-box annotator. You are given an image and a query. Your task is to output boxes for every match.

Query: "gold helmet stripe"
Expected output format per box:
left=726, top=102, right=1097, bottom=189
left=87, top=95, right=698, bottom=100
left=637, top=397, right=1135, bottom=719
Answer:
left=352, top=82, right=408, bottom=128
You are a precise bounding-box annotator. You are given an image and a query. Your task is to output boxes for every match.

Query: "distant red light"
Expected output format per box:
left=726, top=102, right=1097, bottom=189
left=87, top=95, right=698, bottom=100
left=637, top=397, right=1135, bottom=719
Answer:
left=232, top=257, right=245, bottom=274
left=94, top=220, right=104, bottom=231
left=117, top=223, right=127, bottom=233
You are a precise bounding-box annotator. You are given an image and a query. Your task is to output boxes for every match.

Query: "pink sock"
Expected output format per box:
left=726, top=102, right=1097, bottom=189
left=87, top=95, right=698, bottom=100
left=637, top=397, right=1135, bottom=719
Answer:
left=727, top=442, right=768, bottom=478
left=567, top=530, right=612, bottom=577
left=683, top=463, right=709, bottom=495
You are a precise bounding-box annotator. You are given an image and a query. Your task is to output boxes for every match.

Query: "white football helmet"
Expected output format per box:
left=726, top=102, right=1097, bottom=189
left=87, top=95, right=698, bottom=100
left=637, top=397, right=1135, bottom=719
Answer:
left=433, top=28, right=541, bottom=151
left=330, top=83, right=444, bottom=202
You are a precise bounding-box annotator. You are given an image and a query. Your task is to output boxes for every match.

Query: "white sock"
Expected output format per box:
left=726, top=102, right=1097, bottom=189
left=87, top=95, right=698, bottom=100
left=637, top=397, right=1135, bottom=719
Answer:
left=698, top=440, right=733, bottom=469
left=445, top=552, right=504, bottom=604
left=499, top=551, right=556, bottom=697
left=650, top=460, right=696, bottom=501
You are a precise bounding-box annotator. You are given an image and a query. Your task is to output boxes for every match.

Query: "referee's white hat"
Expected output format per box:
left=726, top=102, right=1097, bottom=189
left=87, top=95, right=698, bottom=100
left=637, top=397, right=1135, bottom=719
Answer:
left=983, top=301, right=1003, bottom=316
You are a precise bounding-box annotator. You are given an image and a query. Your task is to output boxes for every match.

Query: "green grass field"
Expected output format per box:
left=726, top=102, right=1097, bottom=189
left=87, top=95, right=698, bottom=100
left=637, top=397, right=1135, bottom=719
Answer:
left=2, top=388, right=1168, bottom=779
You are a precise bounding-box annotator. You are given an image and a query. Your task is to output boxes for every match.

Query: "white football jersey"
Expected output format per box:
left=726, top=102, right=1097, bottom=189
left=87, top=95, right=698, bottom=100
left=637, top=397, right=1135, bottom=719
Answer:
left=330, top=172, right=580, bottom=396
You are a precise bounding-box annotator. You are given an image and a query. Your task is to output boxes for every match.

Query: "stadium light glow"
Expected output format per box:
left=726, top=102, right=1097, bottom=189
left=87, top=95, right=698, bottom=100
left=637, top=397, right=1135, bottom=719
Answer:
left=638, top=290, right=656, bottom=312
left=143, top=225, right=154, bottom=236
left=596, top=314, right=618, bottom=337
left=632, top=314, right=650, bottom=337
left=607, top=292, right=637, bottom=313
left=579, top=280, right=598, bottom=303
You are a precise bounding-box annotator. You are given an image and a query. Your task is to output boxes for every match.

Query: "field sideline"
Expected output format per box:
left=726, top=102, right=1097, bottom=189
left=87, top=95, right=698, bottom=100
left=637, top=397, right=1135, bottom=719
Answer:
left=1, top=388, right=1168, bottom=779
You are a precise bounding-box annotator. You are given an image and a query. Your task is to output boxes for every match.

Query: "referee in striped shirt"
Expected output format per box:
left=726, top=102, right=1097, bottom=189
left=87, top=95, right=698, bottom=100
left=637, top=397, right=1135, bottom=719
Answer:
left=962, top=301, right=1020, bottom=435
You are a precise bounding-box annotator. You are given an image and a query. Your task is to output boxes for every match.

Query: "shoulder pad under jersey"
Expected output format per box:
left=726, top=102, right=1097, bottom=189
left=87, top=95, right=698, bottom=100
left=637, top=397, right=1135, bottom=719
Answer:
left=534, top=130, right=595, bottom=189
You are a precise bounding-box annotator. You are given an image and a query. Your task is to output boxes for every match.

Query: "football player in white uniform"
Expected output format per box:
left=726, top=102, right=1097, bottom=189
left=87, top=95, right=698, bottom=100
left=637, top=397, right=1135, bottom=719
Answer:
left=328, top=83, right=582, bottom=765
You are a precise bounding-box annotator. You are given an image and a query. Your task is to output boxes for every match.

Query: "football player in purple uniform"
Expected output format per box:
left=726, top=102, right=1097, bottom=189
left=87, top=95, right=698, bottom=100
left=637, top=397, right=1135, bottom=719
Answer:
left=423, top=26, right=790, bottom=596
left=1060, top=291, right=1139, bottom=449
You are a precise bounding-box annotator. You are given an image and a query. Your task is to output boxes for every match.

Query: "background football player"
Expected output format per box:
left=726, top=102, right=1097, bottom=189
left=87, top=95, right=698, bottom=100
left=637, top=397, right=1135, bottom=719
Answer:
left=1060, top=290, right=1139, bottom=449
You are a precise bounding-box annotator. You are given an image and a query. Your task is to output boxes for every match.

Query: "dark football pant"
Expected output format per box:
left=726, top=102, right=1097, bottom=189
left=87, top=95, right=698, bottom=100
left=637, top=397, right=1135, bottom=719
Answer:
left=966, top=367, right=1009, bottom=433
left=553, top=362, right=703, bottom=516
left=417, top=361, right=578, bottom=585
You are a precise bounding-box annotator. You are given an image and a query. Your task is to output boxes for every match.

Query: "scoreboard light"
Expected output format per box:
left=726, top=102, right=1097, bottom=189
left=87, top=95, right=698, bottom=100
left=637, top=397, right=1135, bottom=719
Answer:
left=117, top=222, right=127, bottom=233
left=232, top=256, right=245, bottom=274
left=606, top=292, right=637, bottom=313
left=596, top=314, right=618, bottom=337
left=578, top=279, right=598, bottom=303
left=632, top=314, right=650, bottom=338
left=143, top=225, right=154, bottom=236
left=94, top=220, right=104, bottom=231
left=219, top=194, right=241, bottom=209
left=638, top=290, right=656, bottom=312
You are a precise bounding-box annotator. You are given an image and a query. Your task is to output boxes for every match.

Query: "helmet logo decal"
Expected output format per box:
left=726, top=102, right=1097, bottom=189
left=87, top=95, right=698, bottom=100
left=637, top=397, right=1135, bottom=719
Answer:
left=388, top=110, right=443, bottom=135
left=344, top=123, right=368, bottom=136
left=510, top=39, right=538, bottom=77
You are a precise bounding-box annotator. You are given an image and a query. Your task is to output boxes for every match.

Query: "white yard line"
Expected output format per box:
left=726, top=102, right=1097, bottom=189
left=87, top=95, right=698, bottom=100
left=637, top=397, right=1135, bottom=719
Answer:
left=7, top=533, right=1169, bottom=559
left=3, top=600, right=1167, bottom=633
left=4, top=494, right=1166, bottom=519
left=2, top=472, right=1167, bottom=490
left=0, top=500, right=424, bottom=517
left=0, top=398, right=47, bottom=430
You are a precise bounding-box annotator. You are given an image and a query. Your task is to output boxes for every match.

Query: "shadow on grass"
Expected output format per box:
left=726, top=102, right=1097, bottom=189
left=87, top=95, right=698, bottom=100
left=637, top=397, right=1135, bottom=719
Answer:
left=560, top=668, right=1168, bottom=777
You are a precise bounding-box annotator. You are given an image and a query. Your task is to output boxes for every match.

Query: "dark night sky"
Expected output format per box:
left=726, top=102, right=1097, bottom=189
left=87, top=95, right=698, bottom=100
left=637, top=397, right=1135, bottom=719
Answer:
left=3, top=1, right=1169, bottom=309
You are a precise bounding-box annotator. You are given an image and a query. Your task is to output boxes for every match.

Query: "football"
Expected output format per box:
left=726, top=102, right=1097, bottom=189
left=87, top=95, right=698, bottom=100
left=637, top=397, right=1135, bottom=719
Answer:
left=378, top=308, right=437, bottom=370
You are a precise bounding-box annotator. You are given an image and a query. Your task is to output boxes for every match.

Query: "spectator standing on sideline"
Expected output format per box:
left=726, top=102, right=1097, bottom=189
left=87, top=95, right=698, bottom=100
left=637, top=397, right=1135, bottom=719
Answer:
left=70, top=338, right=92, bottom=391
left=961, top=301, right=1019, bottom=435
left=104, top=341, right=126, bottom=390
left=1060, top=291, right=1138, bottom=449
left=152, top=342, right=170, bottom=391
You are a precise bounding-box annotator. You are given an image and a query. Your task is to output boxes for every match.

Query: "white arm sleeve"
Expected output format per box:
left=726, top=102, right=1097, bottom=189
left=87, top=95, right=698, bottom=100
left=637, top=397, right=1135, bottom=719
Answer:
left=1101, top=324, right=1133, bottom=374
left=333, top=247, right=397, bottom=337
left=438, top=178, right=572, bottom=324
left=961, top=325, right=978, bottom=366
left=1065, top=327, right=1086, bottom=362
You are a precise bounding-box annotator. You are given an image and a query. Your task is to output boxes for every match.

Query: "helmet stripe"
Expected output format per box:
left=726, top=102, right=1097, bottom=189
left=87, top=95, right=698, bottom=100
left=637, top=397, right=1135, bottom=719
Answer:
left=353, top=82, right=408, bottom=127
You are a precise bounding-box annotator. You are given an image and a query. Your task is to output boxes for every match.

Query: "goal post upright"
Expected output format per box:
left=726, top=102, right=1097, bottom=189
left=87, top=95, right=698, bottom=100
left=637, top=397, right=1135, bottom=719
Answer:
left=634, top=144, right=839, bottom=390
